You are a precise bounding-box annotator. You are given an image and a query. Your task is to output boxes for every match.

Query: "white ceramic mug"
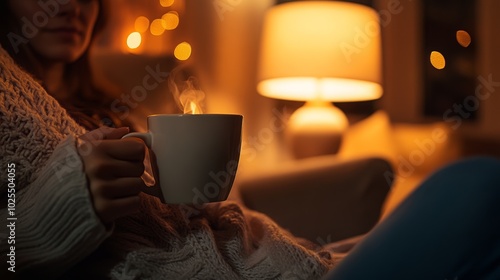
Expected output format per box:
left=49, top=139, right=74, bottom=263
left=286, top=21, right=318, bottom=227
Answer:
left=123, top=114, right=243, bottom=204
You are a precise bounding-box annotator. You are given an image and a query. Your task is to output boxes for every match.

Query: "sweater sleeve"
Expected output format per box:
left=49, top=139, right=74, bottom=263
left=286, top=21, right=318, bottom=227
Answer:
left=0, top=136, right=112, bottom=278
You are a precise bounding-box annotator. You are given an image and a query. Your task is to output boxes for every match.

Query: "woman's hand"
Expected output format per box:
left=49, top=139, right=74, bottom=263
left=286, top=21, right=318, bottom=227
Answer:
left=77, top=127, right=147, bottom=226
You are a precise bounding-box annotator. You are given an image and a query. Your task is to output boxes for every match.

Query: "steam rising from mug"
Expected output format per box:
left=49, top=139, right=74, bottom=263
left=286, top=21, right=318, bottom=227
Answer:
left=168, top=67, right=206, bottom=114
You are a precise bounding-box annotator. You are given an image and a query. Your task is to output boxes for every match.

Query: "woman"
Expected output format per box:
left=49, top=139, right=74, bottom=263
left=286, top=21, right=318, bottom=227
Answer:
left=0, top=0, right=151, bottom=277
left=0, top=0, right=148, bottom=223
left=1, top=1, right=499, bottom=279
left=0, top=1, right=339, bottom=279
left=0, top=0, right=131, bottom=130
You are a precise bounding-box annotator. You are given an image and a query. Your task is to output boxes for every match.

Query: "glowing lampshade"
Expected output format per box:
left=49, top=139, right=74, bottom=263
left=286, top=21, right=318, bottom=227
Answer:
left=257, top=1, right=383, bottom=158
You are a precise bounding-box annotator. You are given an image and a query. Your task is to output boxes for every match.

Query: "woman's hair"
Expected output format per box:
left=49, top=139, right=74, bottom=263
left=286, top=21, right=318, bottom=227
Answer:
left=0, top=0, right=131, bottom=131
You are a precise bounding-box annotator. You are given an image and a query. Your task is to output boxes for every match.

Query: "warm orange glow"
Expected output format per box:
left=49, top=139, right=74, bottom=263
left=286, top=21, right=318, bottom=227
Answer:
left=135, top=16, right=150, bottom=33
left=257, top=1, right=382, bottom=103
left=456, top=30, right=471, bottom=47
left=257, top=77, right=382, bottom=102
left=161, top=11, right=180, bottom=30
left=180, top=88, right=205, bottom=114
left=150, top=19, right=166, bottom=36
left=160, top=0, right=174, bottom=7
left=127, top=32, right=142, bottom=49
left=430, top=51, right=446, bottom=70
left=174, top=42, right=191, bottom=60
left=288, top=101, right=348, bottom=132
left=189, top=101, right=200, bottom=114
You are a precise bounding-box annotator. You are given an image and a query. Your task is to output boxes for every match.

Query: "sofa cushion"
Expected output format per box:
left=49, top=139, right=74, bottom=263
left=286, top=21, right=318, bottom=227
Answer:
left=238, top=156, right=393, bottom=243
left=339, top=110, right=399, bottom=167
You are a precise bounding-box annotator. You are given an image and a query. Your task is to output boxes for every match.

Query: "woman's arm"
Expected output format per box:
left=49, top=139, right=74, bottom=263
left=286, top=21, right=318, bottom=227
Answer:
left=0, top=46, right=147, bottom=278
left=0, top=136, right=112, bottom=278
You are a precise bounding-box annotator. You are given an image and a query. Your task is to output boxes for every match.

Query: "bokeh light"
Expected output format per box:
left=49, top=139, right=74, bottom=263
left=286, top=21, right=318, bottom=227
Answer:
left=127, top=32, right=142, bottom=49
left=456, top=30, right=471, bottom=47
left=134, top=16, right=150, bottom=33
left=150, top=19, right=166, bottom=36
left=430, top=51, right=446, bottom=70
left=161, top=11, right=180, bottom=30
left=174, top=42, right=192, bottom=60
left=160, top=0, right=175, bottom=7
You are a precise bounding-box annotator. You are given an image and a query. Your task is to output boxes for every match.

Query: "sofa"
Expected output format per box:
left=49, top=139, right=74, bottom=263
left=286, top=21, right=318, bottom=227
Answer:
left=235, top=110, right=463, bottom=243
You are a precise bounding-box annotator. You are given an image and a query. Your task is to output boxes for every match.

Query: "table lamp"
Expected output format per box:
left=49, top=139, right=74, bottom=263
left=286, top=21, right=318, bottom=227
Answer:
left=257, top=1, right=383, bottom=159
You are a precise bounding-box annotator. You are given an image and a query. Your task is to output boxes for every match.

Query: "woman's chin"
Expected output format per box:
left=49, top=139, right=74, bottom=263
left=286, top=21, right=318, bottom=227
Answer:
left=45, top=49, right=86, bottom=63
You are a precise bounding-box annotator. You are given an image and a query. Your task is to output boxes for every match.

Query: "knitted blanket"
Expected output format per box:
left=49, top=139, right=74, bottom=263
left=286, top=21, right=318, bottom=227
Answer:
left=0, top=47, right=339, bottom=279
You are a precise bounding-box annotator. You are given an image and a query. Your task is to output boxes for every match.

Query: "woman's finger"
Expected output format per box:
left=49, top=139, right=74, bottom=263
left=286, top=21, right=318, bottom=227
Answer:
left=85, top=156, right=144, bottom=179
left=102, top=138, right=146, bottom=161
left=112, top=160, right=145, bottom=177
left=80, top=126, right=129, bottom=142
left=102, top=196, right=141, bottom=223
left=96, top=177, right=146, bottom=199
left=102, top=127, right=131, bottom=140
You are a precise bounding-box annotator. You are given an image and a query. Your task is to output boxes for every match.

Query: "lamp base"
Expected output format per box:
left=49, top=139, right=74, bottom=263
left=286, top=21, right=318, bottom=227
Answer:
left=286, top=101, right=348, bottom=159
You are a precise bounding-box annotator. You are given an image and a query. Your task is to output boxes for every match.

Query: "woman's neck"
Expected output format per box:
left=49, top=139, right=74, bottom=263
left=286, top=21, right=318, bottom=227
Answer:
left=39, top=63, right=70, bottom=101
left=18, top=46, right=71, bottom=101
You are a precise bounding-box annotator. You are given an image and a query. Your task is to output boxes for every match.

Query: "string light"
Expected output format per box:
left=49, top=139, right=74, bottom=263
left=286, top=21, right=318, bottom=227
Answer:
left=127, top=32, right=142, bottom=49
left=174, top=42, right=192, bottom=60
left=126, top=0, right=192, bottom=58
left=456, top=30, right=471, bottom=48
left=161, top=11, right=180, bottom=30
left=135, top=16, right=150, bottom=33
left=430, top=51, right=445, bottom=70
left=160, top=0, right=174, bottom=7
left=150, top=19, right=166, bottom=36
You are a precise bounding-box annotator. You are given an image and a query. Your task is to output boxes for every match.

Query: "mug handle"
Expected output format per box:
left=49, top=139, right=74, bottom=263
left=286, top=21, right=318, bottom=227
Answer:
left=122, top=132, right=163, bottom=200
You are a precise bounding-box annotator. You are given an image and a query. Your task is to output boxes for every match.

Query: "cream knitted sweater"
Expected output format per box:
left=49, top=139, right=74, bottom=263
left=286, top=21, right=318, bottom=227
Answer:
left=0, top=47, right=338, bottom=279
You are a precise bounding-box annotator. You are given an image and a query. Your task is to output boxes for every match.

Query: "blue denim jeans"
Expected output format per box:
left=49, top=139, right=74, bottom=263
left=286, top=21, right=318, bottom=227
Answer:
left=324, top=157, right=500, bottom=280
